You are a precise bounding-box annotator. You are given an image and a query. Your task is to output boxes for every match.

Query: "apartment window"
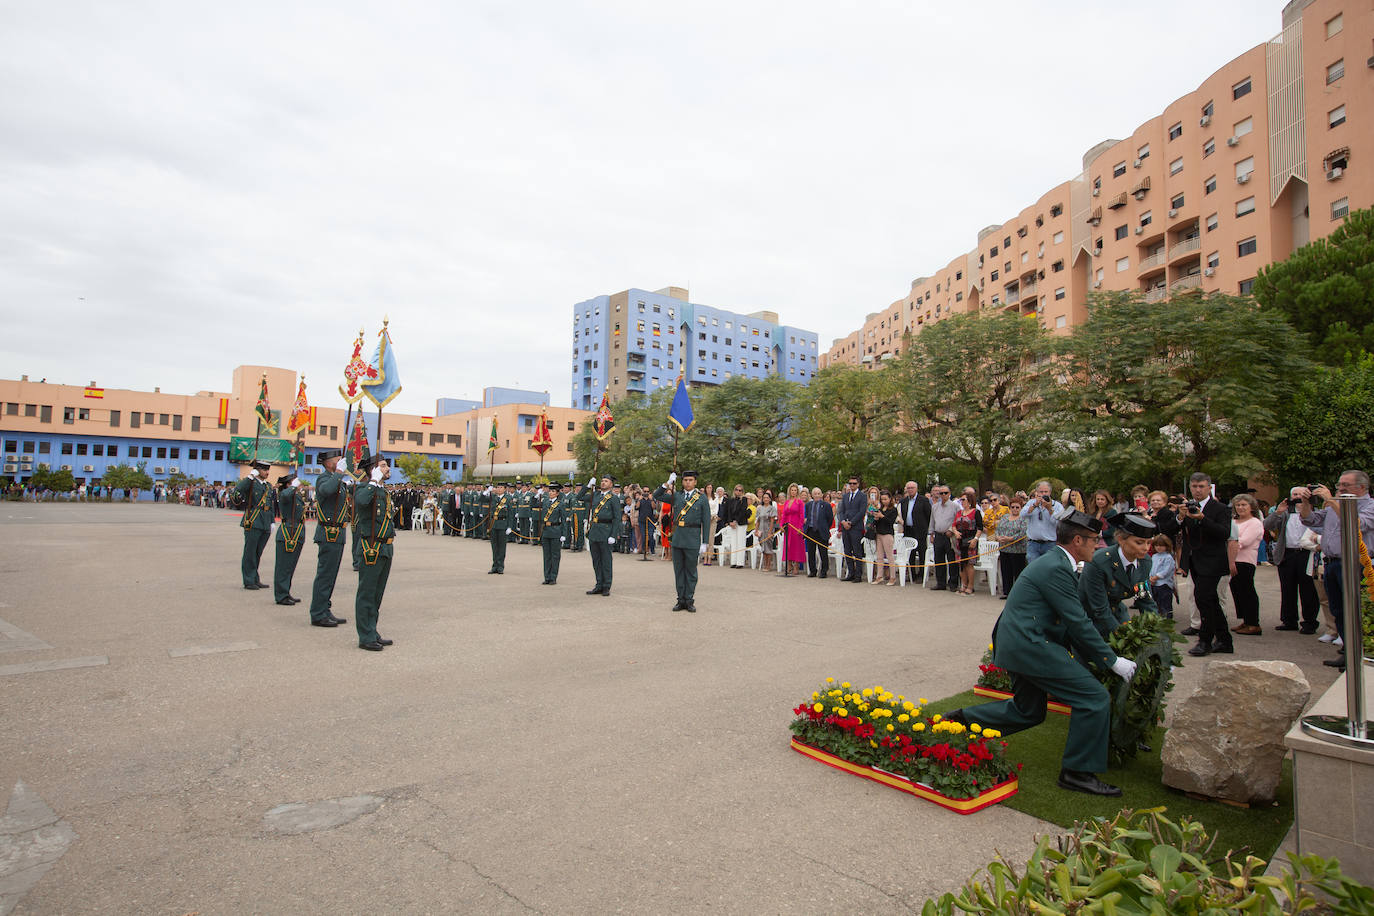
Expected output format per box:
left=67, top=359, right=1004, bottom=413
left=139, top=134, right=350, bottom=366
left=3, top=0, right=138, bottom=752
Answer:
left=1237, top=236, right=1258, bottom=257
left=1326, top=59, right=1344, bottom=84
left=1115, top=256, right=1130, bottom=273
left=171, top=414, right=181, bottom=431
left=1233, top=118, right=1254, bottom=141
left=1137, top=143, right=1150, bottom=160
left=1165, top=194, right=1182, bottom=213
left=990, top=269, right=999, bottom=281
left=61, top=442, right=73, bottom=455
left=1003, top=236, right=1011, bottom=248
left=955, top=271, right=962, bottom=281
left=1114, top=224, right=1128, bottom=240
left=91, top=444, right=102, bottom=456
left=190, top=416, right=200, bottom=432
left=77, top=443, right=89, bottom=456
left=1140, top=210, right=1153, bottom=227
left=1050, top=204, right=1063, bottom=217
left=1235, top=156, right=1254, bottom=181
left=63, top=406, right=75, bottom=424
left=141, top=446, right=152, bottom=458
left=1207, top=251, right=1220, bottom=268
left=1113, top=161, right=1127, bottom=177
left=229, top=418, right=238, bottom=434
left=1232, top=77, right=1251, bottom=100
left=1021, top=251, right=1029, bottom=263
left=156, top=447, right=167, bottom=459
left=215, top=450, right=224, bottom=460
left=1204, top=175, right=1217, bottom=195
left=955, top=292, right=963, bottom=302
left=1326, top=13, right=1342, bottom=37
left=1328, top=105, right=1345, bottom=128
left=109, top=410, right=120, bottom=427
left=990, top=245, right=998, bottom=257
left=1169, top=157, right=1183, bottom=176
left=1054, top=287, right=1066, bottom=301
left=24, top=404, right=36, bottom=417
left=1168, top=122, right=1183, bottom=141
left=1055, top=315, right=1068, bottom=329
left=1206, top=213, right=1219, bottom=232
left=1052, top=260, right=1064, bottom=272
left=1203, top=138, right=1215, bottom=158
left=1332, top=197, right=1350, bottom=220
left=1202, top=100, right=1214, bottom=118
left=1235, top=196, right=1256, bottom=217
left=1052, top=230, right=1064, bottom=244
left=1095, top=267, right=1105, bottom=283
left=1239, top=278, right=1255, bottom=295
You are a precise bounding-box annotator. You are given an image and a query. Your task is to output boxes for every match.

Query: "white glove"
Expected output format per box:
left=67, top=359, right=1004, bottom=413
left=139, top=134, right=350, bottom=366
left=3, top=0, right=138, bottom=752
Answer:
left=667, top=472, right=677, bottom=486
left=560, top=537, right=566, bottom=544
left=607, top=537, right=615, bottom=545
left=290, top=479, right=300, bottom=489
left=371, top=467, right=385, bottom=483
left=506, top=528, right=512, bottom=535
left=1111, top=658, right=1137, bottom=681
left=339, top=471, right=354, bottom=485
left=484, top=486, right=492, bottom=495
left=588, top=477, right=597, bottom=487
left=248, top=469, right=258, bottom=479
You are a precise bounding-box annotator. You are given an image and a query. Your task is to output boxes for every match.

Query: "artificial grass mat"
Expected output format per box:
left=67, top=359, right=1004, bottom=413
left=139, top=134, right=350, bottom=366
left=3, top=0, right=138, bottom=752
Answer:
left=928, top=690, right=1294, bottom=862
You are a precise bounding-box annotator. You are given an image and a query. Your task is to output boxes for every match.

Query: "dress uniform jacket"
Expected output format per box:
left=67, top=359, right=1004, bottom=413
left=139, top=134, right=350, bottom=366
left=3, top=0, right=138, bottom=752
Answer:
left=352, top=477, right=395, bottom=646
left=536, top=492, right=565, bottom=582
left=308, top=469, right=352, bottom=624
left=1079, top=544, right=1158, bottom=638
left=273, top=485, right=307, bottom=602
left=233, top=475, right=273, bottom=587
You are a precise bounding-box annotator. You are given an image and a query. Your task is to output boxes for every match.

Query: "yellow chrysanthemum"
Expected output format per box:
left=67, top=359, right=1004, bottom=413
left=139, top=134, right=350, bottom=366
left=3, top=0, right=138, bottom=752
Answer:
left=837, top=709, right=848, bottom=717
left=826, top=677, right=835, bottom=683
left=886, top=724, right=895, bottom=732
left=841, top=682, right=851, bottom=689
left=971, top=723, right=982, bottom=733
left=918, top=698, right=929, bottom=706
left=902, top=701, right=915, bottom=712
left=811, top=692, right=820, bottom=699
left=813, top=703, right=824, bottom=713
left=985, top=729, right=1001, bottom=738
left=913, top=722, right=926, bottom=732
left=932, top=714, right=942, bottom=723
left=987, top=643, right=994, bottom=651
left=898, top=714, right=910, bottom=723
left=861, top=688, right=873, bottom=698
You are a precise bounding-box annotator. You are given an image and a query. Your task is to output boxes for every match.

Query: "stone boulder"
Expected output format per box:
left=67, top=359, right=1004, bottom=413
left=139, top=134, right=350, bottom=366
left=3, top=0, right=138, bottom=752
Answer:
left=1161, top=660, right=1310, bottom=804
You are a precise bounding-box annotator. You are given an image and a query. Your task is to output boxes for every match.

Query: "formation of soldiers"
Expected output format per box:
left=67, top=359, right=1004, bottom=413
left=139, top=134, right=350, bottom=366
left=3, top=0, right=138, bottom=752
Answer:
left=450, top=480, right=593, bottom=551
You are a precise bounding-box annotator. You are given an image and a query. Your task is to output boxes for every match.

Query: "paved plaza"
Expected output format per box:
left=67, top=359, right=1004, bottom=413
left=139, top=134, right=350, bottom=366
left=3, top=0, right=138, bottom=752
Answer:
left=0, top=504, right=1339, bottom=914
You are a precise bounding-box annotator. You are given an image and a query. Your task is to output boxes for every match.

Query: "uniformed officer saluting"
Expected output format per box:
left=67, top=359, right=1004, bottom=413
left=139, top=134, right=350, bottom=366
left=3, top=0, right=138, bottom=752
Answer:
left=307, top=450, right=350, bottom=629
left=579, top=474, right=622, bottom=596
left=233, top=459, right=274, bottom=590
left=273, top=470, right=307, bottom=606
left=944, top=511, right=1138, bottom=797
left=1080, top=513, right=1159, bottom=638
left=653, top=470, right=710, bottom=612
left=352, top=453, right=395, bottom=652
left=537, top=482, right=566, bottom=585
left=487, top=480, right=515, bottom=574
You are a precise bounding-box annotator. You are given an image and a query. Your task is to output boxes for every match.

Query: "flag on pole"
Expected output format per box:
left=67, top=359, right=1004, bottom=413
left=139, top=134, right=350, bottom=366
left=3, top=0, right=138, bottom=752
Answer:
left=487, top=417, right=499, bottom=454
left=83, top=387, right=104, bottom=399
left=339, top=328, right=376, bottom=404
left=218, top=398, right=230, bottom=426
left=360, top=319, right=402, bottom=408
left=531, top=409, right=553, bottom=456
left=594, top=393, right=615, bottom=442
left=307, top=406, right=318, bottom=433
left=668, top=374, right=694, bottom=433
left=255, top=374, right=277, bottom=434
left=345, top=412, right=371, bottom=475
left=286, top=376, right=311, bottom=434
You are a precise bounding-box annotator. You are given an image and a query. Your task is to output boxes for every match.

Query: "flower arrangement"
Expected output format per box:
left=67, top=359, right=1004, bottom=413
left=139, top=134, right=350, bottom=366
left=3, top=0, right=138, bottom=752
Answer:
left=790, top=678, right=1019, bottom=801
left=1102, top=611, right=1183, bottom=764
left=974, top=643, right=1013, bottom=692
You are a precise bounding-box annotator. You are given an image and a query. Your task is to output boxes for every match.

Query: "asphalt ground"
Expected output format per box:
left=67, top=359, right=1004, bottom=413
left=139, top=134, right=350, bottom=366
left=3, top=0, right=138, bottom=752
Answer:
left=0, top=504, right=1339, bottom=914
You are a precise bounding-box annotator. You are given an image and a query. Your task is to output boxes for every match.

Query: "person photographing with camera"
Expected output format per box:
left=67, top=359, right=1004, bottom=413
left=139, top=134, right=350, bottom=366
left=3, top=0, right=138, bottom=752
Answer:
left=1175, top=473, right=1235, bottom=658
left=1296, top=470, right=1374, bottom=671
left=1023, top=480, right=1068, bottom=563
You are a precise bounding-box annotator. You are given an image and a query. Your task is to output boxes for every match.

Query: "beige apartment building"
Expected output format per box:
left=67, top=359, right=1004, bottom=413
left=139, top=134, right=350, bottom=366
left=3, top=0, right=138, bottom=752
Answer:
left=0, top=367, right=590, bottom=491
left=823, top=0, right=1369, bottom=370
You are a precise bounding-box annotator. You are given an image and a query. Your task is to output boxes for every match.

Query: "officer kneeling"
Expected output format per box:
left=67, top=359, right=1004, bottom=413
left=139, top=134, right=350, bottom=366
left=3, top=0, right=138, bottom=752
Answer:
left=946, top=510, right=1137, bottom=797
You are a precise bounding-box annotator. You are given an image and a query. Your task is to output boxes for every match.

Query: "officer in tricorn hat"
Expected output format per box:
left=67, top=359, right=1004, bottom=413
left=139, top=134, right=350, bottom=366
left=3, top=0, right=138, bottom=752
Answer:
left=1080, top=513, right=1159, bottom=638
left=232, top=459, right=274, bottom=590
left=307, top=449, right=350, bottom=630
left=653, top=470, right=710, bottom=612
left=352, top=453, right=395, bottom=652
left=537, top=482, right=565, bottom=584
left=272, top=470, right=307, bottom=606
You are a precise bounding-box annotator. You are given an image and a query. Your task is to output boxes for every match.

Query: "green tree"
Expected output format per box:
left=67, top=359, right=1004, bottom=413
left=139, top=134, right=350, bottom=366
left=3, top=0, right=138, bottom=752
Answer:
left=1266, top=353, right=1374, bottom=485
left=1253, top=205, right=1374, bottom=364
left=1052, top=291, right=1311, bottom=489
left=893, top=311, right=1059, bottom=493
left=678, top=375, right=802, bottom=487
left=572, top=386, right=680, bottom=486
left=167, top=471, right=206, bottom=490
left=393, top=453, right=444, bottom=486
left=789, top=364, right=912, bottom=488
left=101, top=463, right=154, bottom=498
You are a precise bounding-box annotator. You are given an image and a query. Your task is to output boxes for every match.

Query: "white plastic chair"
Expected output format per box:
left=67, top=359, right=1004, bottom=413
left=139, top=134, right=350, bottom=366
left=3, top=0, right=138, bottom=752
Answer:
left=973, top=537, right=1000, bottom=594
left=745, top=532, right=760, bottom=569
left=411, top=508, right=425, bottom=530
left=893, top=536, right=917, bottom=586
left=828, top=529, right=843, bottom=569
left=863, top=537, right=877, bottom=582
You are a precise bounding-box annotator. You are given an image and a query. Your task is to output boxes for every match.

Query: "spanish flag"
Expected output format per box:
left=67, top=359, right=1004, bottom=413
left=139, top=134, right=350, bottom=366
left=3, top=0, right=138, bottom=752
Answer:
left=83, top=387, right=104, bottom=399
left=307, top=406, right=318, bottom=433
left=421, top=416, right=433, bottom=425
left=218, top=398, right=230, bottom=426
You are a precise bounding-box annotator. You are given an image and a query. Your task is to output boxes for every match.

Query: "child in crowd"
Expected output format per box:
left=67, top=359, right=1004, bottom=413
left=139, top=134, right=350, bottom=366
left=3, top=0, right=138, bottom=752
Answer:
left=1149, top=533, right=1176, bottom=618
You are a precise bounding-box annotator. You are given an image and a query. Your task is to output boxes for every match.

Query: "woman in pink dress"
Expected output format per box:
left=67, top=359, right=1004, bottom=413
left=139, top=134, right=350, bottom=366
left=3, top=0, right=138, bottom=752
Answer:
left=777, top=483, right=808, bottom=574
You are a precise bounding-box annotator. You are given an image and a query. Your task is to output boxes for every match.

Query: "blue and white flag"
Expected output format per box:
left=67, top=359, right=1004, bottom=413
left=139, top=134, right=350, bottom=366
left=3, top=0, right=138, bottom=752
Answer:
left=360, top=322, right=402, bottom=408
left=668, top=374, right=694, bottom=433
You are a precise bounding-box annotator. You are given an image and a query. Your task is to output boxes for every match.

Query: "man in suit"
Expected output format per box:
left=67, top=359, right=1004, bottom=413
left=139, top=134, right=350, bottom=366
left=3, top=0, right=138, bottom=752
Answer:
left=898, top=480, right=932, bottom=578
left=837, top=475, right=867, bottom=582
left=307, top=450, right=351, bottom=629
left=351, top=453, right=395, bottom=652
left=537, top=483, right=566, bottom=584
left=946, top=511, right=1138, bottom=796
left=654, top=470, right=711, bottom=612
left=272, top=471, right=307, bottom=605
left=1174, top=472, right=1235, bottom=656
left=579, top=474, right=623, bottom=595
left=487, top=480, right=515, bottom=574
left=233, top=459, right=274, bottom=590
left=1079, top=514, right=1159, bottom=638
left=804, top=486, right=834, bottom=578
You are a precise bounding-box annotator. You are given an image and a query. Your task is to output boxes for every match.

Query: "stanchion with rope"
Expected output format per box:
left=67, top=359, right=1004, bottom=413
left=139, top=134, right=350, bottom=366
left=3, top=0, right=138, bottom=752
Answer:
left=789, top=525, right=1024, bottom=580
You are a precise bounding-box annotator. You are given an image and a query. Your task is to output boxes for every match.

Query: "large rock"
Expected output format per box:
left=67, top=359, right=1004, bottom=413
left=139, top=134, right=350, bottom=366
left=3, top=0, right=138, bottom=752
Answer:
left=1161, top=660, right=1310, bottom=804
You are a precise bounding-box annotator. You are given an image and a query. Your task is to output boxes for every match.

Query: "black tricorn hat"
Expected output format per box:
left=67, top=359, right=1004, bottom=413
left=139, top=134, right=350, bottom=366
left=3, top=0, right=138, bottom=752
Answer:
left=548, top=482, right=563, bottom=490
left=317, top=448, right=343, bottom=463
left=681, top=469, right=699, bottom=478
left=357, top=453, right=387, bottom=472
left=277, top=471, right=297, bottom=489
left=1061, top=509, right=1104, bottom=534
left=1115, top=514, right=1157, bottom=539
left=249, top=459, right=271, bottom=472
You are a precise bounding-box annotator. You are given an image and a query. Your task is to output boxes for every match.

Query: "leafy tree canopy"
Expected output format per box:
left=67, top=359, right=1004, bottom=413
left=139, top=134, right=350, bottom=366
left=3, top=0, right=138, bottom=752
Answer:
left=393, top=453, right=445, bottom=486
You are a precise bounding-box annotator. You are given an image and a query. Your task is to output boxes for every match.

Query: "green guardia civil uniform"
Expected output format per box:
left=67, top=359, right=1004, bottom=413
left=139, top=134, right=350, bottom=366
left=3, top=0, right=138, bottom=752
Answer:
left=475, top=488, right=491, bottom=540
left=273, top=484, right=308, bottom=602
left=653, top=483, right=710, bottom=606
left=579, top=484, right=623, bottom=592
left=234, top=474, right=273, bottom=587
left=1079, top=544, right=1159, bottom=639
left=962, top=547, right=1123, bottom=774
left=352, top=477, right=395, bottom=646
left=488, top=489, right=516, bottom=573
left=537, top=491, right=565, bottom=583
left=309, top=468, right=352, bottom=624
left=568, top=496, right=588, bottom=552
left=528, top=490, right=543, bottom=543
left=462, top=489, right=476, bottom=538
left=514, top=489, right=531, bottom=543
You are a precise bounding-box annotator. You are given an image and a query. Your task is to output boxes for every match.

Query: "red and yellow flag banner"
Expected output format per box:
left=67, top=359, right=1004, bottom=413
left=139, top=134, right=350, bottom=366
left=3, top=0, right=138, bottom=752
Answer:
left=218, top=398, right=230, bottom=426
left=286, top=376, right=311, bottom=435
left=420, top=416, right=433, bottom=425
left=531, top=409, right=553, bottom=456
left=83, top=387, right=104, bottom=399
left=594, top=393, right=615, bottom=443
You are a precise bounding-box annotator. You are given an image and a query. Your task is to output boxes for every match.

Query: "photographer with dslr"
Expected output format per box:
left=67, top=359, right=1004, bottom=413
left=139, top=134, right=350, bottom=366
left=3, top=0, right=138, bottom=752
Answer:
left=1263, top=487, right=1321, bottom=634
left=1175, top=473, right=1234, bottom=657
left=1297, top=470, right=1374, bottom=670
left=1023, top=480, right=1068, bottom=562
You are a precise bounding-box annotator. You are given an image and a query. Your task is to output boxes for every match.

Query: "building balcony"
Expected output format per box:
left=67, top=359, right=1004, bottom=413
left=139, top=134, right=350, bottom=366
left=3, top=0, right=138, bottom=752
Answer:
left=1168, top=236, right=1201, bottom=261
left=1137, top=250, right=1168, bottom=274
left=1170, top=273, right=1203, bottom=292
left=1005, top=289, right=1021, bottom=305
left=1144, top=285, right=1169, bottom=303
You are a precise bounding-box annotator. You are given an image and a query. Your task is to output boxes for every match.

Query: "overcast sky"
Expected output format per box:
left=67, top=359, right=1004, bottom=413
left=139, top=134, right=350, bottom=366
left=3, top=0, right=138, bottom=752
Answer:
left=1, top=1, right=1282, bottom=415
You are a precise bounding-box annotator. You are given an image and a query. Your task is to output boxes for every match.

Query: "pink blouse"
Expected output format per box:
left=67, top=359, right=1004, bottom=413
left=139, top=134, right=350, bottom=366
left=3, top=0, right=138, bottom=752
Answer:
left=1235, top=516, right=1263, bottom=565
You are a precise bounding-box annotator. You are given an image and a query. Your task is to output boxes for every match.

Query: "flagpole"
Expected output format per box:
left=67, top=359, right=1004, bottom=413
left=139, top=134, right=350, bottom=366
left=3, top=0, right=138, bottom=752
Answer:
left=252, top=373, right=266, bottom=462
left=341, top=403, right=353, bottom=449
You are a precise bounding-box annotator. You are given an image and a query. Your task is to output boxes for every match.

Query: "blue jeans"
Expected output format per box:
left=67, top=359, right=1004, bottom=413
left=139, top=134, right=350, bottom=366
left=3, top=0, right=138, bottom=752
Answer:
left=1026, top=540, right=1055, bottom=562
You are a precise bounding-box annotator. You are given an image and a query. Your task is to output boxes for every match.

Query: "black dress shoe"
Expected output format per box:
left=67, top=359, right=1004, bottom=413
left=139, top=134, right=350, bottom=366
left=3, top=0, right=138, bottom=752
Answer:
left=819, top=573, right=827, bottom=579
left=586, top=588, right=604, bottom=595
left=672, top=601, right=685, bottom=612
left=376, top=637, right=394, bottom=646
left=1324, top=656, right=1347, bottom=669
left=329, top=615, right=348, bottom=624
left=1137, top=740, right=1152, bottom=753
left=359, top=641, right=384, bottom=651
left=1057, top=769, right=1122, bottom=797
left=930, top=585, right=948, bottom=591
left=488, top=570, right=499, bottom=575
left=311, top=619, right=339, bottom=628
left=943, top=708, right=968, bottom=726
left=807, top=572, right=816, bottom=578
left=276, top=598, right=294, bottom=606
left=600, top=590, right=610, bottom=597
left=287, top=596, right=301, bottom=604
left=1180, top=626, right=1199, bottom=636
left=1299, top=625, right=1318, bottom=635
left=1211, top=643, right=1234, bottom=654
left=1187, top=642, right=1211, bottom=657
left=1275, top=623, right=1299, bottom=631
left=685, top=603, right=697, bottom=613
left=244, top=583, right=266, bottom=590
